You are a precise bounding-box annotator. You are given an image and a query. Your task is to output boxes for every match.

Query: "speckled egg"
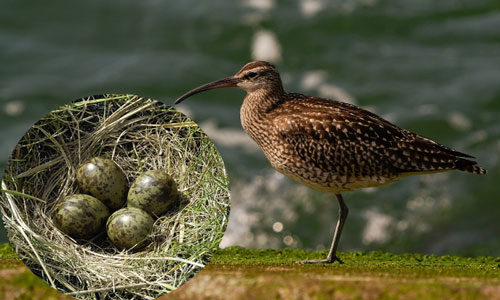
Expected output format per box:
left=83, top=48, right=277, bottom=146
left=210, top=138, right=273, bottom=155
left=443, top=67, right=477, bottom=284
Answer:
left=127, top=170, right=178, bottom=217
left=76, top=157, right=128, bottom=211
left=53, top=194, right=110, bottom=239
left=106, top=207, right=154, bottom=250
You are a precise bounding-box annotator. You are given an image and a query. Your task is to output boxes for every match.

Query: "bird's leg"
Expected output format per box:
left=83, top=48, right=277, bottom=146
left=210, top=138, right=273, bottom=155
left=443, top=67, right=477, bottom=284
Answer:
left=297, top=194, right=349, bottom=264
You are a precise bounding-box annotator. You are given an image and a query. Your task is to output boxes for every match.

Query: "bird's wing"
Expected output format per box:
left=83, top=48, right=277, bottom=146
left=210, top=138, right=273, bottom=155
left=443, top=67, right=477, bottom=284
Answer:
left=273, top=96, right=483, bottom=175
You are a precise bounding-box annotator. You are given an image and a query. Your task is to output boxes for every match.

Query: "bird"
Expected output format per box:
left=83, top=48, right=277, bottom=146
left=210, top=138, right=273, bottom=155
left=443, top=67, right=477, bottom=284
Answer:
left=175, top=61, right=487, bottom=264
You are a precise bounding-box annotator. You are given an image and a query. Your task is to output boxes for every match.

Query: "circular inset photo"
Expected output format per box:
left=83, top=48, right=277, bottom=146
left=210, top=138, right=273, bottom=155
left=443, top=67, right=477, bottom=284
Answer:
left=0, top=94, right=230, bottom=299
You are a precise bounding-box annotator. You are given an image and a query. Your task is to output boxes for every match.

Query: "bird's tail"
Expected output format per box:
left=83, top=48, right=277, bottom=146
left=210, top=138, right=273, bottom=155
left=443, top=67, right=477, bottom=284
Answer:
left=455, top=159, right=487, bottom=175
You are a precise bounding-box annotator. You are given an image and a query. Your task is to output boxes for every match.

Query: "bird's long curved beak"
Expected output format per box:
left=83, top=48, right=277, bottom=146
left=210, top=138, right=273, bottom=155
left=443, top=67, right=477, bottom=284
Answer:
left=174, top=76, right=241, bottom=104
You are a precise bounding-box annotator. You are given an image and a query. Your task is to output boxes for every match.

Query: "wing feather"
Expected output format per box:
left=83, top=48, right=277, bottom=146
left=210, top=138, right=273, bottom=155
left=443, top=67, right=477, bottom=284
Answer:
left=272, top=95, right=485, bottom=175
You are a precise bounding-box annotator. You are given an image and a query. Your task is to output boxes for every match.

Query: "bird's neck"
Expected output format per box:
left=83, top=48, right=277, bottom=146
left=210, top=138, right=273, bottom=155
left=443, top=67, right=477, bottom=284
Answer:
left=240, top=87, right=286, bottom=146
left=242, top=87, right=286, bottom=114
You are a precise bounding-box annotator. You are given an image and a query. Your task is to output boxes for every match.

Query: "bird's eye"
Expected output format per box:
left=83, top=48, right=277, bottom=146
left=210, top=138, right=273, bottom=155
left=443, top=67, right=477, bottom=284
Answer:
left=246, top=72, right=258, bottom=79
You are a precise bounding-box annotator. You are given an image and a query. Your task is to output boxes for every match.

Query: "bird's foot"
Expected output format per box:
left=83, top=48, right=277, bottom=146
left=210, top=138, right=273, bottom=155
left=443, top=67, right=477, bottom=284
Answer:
left=294, top=255, right=344, bottom=264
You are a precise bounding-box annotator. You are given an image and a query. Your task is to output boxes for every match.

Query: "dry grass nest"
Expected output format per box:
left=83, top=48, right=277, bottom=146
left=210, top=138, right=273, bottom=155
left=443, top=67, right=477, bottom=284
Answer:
left=0, top=94, right=231, bottom=299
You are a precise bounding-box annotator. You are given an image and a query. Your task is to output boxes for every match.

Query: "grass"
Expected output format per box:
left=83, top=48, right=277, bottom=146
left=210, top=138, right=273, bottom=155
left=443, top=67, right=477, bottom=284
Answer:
left=1, top=243, right=499, bottom=300
left=212, top=246, right=500, bottom=278
left=0, top=94, right=230, bottom=299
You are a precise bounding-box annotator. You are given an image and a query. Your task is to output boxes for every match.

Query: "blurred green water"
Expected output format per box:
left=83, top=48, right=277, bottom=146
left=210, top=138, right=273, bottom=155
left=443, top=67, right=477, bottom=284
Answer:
left=0, top=0, right=499, bottom=256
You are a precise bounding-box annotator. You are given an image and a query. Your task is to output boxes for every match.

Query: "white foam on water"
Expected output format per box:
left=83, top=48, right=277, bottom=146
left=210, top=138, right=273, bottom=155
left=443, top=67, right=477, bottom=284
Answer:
left=361, top=208, right=394, bottom=245
left=300, top=70, right=328, bottom=91
left=251, top=30, right=282, bottom=63
left=447, top=111, right=472, bottom=132
left=318, top=83, right=357, bottom=105
left=243, top=0, right=275, bottom=11
left=3, top=100, right=25, bottom=116
left=200, top=119, right=260, bottom=152
left=220, top=170, right=310, bottom=248
left=300, top=0, right=325, bottom=18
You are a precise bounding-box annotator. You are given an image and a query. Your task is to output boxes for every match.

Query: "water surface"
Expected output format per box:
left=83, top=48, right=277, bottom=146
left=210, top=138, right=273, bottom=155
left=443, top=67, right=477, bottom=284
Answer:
left=1, top=0, right=499, bottom=256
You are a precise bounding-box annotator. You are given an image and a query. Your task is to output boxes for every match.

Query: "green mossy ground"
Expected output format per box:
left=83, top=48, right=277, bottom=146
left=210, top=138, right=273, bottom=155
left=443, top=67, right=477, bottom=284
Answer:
left=211, top=246, right=500, bottom=278
left=1, top=243, right=499, bottom=300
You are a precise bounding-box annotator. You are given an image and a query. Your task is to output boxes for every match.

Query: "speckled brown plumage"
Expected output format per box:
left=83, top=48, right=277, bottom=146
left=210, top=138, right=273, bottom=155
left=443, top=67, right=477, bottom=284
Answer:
left=175, top=61, right=487, bottom=264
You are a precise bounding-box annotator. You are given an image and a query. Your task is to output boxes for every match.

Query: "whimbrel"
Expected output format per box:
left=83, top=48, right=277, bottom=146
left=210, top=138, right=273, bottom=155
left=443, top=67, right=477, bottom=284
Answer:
left=175, top=61, right=487, bottom=264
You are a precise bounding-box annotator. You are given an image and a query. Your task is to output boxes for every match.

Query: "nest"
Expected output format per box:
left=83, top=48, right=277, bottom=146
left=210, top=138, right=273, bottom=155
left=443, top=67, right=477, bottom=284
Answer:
left=0, top=94, right=230, bottom=299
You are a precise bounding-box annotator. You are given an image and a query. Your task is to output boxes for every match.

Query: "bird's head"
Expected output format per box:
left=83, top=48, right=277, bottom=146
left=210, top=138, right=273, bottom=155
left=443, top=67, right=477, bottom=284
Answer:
left=175, top=61, right=283, bottom=104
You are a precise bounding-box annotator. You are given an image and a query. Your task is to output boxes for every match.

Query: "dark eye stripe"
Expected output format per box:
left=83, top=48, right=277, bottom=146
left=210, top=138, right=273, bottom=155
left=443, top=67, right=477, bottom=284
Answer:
left=246, top=72, right=258, bottom=79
